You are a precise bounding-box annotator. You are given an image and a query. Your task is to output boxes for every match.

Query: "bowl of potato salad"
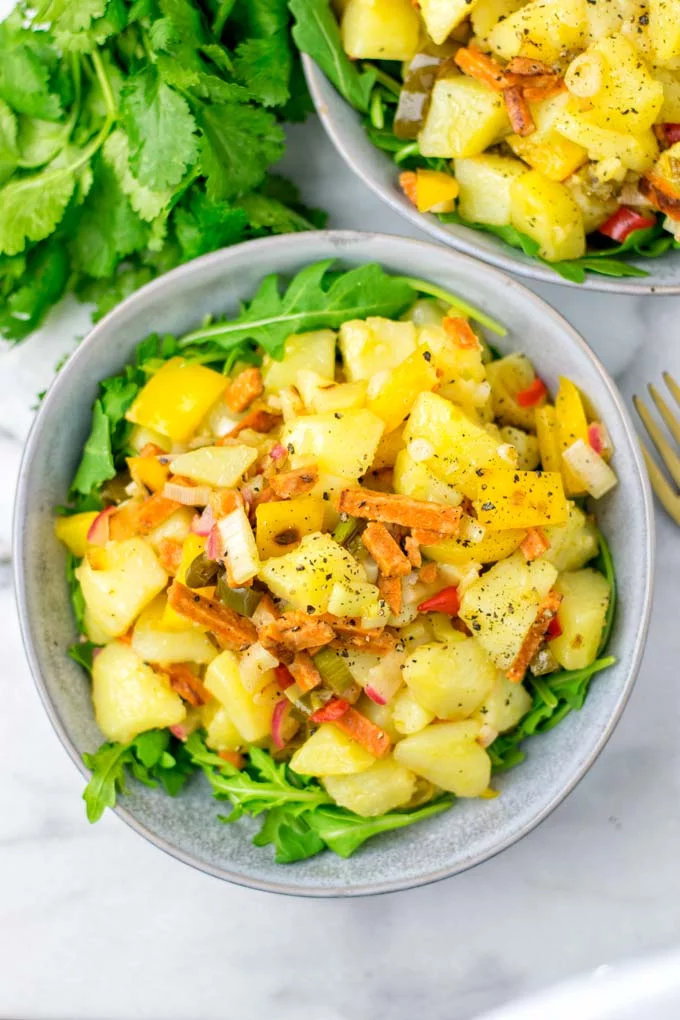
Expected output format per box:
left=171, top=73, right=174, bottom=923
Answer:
left=15, top=232, right=653, bottom=895
left=295, top=0, right=680, bottom=290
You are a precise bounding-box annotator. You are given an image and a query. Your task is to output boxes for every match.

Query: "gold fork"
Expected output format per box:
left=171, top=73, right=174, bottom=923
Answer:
left=634, top=372, right=680, bottom=525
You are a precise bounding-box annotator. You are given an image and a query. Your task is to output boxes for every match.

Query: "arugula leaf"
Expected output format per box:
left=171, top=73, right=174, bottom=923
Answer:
left=290, top=0, right=375, bottom=113
left=304, top=799, right=454, bottom=858
left=594, top=528, right=617, bottom=653
left=67, top=639, right=100, bottom=673
left=82, top=740, right=131, bottom=822
left=197, top=100, right=286, bottom=202
left=71, top=398, right=115, bottom=496
left=66, top=552, right=87, bottom=634
left=178, top=260, right=417, bottom=355
left=252, top=807, right=328, bottom=863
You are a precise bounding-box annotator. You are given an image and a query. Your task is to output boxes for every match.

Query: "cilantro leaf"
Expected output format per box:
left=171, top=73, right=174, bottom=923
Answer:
left=103, top=129, right=174, bottom=222
left=197, top=99, right=285, bottom=202
left=0, top=163, right=75, bottom=255
left=173, top=187, right=248, bottom=261
left=0, top=16, right=63, bottom=121
left=37, top=0, right=108, bottom=37
left=0, top=238, right=68, bottom=340
left=178, top=260, right=417, bottom=355
left=71, top=398, right=115, bottom=496
left=290, top=0, right=376, bottom=113
left=0, top=99, right=18, bottom=185
left=121, top=66, right=199, bottom=192
left=233, top=33, right=292, bottom=107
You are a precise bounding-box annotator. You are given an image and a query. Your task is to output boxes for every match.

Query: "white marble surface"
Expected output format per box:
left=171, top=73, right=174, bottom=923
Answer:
left=2, top=113, right=680, bottom=1020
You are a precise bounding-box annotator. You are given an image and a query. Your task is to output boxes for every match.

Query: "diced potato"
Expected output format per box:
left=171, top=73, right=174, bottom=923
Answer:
left=486, top=353, right=543, bottom=431
left=282, top=409, right=384, bottom=479
left=655, top=68, right=680, bottom=122
left=129, top=425, right=172, bottom=454
left=132, top=595, right=218, bottom=664
left=564, top=167, right=619, bottom=233
left=488, top=0, right=587, bottom=62
left=367, top=347, right=439, bottom=433
left=471, top=0, right=529, bottom=45
left=403, top=638, right=497, bottom=719
left=419, top=0, right=481, bottom=43
left=202, top=700, right=244, bottom=752
left=371, top=427, right=406, bottom=471
left=393, top=450, right=463, bottom=506
left=258, top=532, right=366, bottom=613
left=356, top=694, right=401, bottom=743
left=550, top=568, right=610, bottom=670
left=126, top=358, right=228, bottom=443
left=474, top=469, right=568, bottom=529
left=392, top=688, right=436, bottom=734
left=500, top=427, right=540, bottom=470
left=204, top=651, right=279, bottom=742
left=418, top=77, right=510, bottom=159
left=454, top=154, right=529, bottom=226
left=542, top=501, right=599, bottom=571
left=262, top=330, right=336, bottom=392
left=145, top=507, right=195, bottom=553
left=507, top=93, right=588, bottom=182
left=422, top=526, right=526, bottom=566
left=404, top=391, right=512, bottom=498
left=76, top=538, right=168, bottom=640
left=290, top=723, right=376, bottom=776
left=475, top=674, right=532, bottom=732
left=648, top=0, right=680, bottom=63
left=555, top=376, right=589, bottom=496
left=170, top=445, right=257, bottom=488
left=339, top=317, right=417, bottom=381
left=297, top=372, right=367, bottom=414
left=341, top=0, right=420, bottom=60
left=92, top=641, right=186, bottom=743
left=327, top=579, right=387, bottom=626
left=510, top=170, right=586, bottom=262
left=402, top=298, right=447, bottom=327
left=323, top=756, right=417, bottom=816
left=255, top=496, right=326, bottom=559
left=459, top=551, right=558, bottom=669
left=554, top=106, right=659, bottom=172
left=571, top=35, right=663, bottom=133
left=394, top=720, right=491, bottom=796
left=55, top=511, right=98, bottom=557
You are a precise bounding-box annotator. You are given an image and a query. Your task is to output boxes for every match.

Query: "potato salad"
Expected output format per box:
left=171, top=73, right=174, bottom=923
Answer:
left=56, top=262, right=616, bottom=863
left=301, top=0, right=680, bottom=279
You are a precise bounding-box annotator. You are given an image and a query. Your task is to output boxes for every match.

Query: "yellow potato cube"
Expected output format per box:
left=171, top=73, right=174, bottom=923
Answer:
left=573, top=35, right=663, bottom=134
left=655, top=68, right=680, bottom=122
left=131, top=595, right=218, bottom=664
left=454, top=154, right=529, bottom=226
left=486, top=352, right=543, bottom=431
left=204, top=651, right=278, bottom=742
left=394, top=720, right=492, bottom=796
left=259, top=532, right=366, bottom=613
left=419, top=0, right=481, bottom=43
left=296, top=371, right=367, bottom=414
left=290, top=724, right=376, bottom=776
left=55, top=511, right=98, bottom=557
left=255, top=496, right=326, bottom=560
left=422, top=527, right=526, bottom=566
left=339, top=317, right=417, bottom=381
left=323, top=756, right=417, bottom=816
left=391, top=688, right=436, bottom=735
left=550, top=568, right=610, bottom=670
left=500, top=427, right=541, bottom=470
left=367, top=347, right=439, bottom=433
left=474, top=674, right=532, bottom=732
left=418, top=77, right=510, bottom=159
left=77, top=538, right=168, bottom=640
left=554, top=106, right=659, bottom=172
left=126, top=358, right=228, bottom=443
left=92, top=641, right=186, bottom=744
left=282, top=409, right=384, bottom=478
left=488, top=0, right=587, bottom=62
left=169, top=445, right=258, bottom=488
left=510, top=170, right=586, bottom=262
left=341, top=0, right=420, bottom=61
left=263, top=330, right=336, bottom=392
left=403, top=638, right=498, bottom=719
left=471, top=0, right=530, bottom=45
left=543, top=501, right=599, bottom=572
left=202, top=701, right=244, bottom=752
left=393, top=450, right=463, bottom=506
left=146, top=507, right=195, bottom=553
left=648, top=0, right=680, bottom=73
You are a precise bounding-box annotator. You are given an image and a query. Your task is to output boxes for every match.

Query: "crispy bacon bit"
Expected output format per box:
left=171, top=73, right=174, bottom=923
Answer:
left=332, top=707, right=391, bottom=758
left=507, top=590, right=563, bottom=683
left=221, top=407, right=282, bottom=441
left=167, top=581, right=257, bottom=650
left=208, top=489, right=243, bottom=518
left=520, top=527, right=550, bottom=561
left=218, top=749, right=245, bottom=769
left=411, top=527, right=448, bottom=546
left=339, top=488, right=462, bottom=536
left=258, top=611, right=335, bottom=653
left=505, top=56, right=554, bottom=77
left=324, top=616, right=398, bottom=654
left=159, top=663, right=210, bottom=707
left=454, top=45, right=507, bottom=91
left=134, top=493, right=182, bottom=534
left=522, top=79, right=565, bottom=103
left=378, top=574, right=402, bottom=615
left=442, top=316, right=480, bottom=350
left=269, top=465, right=319, bottom=500
left=288, top=651, right=322, bottom=693
left=361, top=521, right=412, bottom=577
left=404, top=535, right=422, bottom=568
left=157, top=537, right=184, bottom=574
left=311, top=698, right=350, bottom=723
left=419, top=561, right=439, bottom=584
left=639, top=172, right=680, bottom=221
left=503, top=85, right=535, bottom=136
left=224, top=367, right=264, bottom=413
left=399, top=170, right=418, bottom=206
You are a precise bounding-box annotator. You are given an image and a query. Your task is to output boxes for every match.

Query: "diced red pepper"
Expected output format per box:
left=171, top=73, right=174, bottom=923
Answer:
left=515, top=377, right=548, bottom=407
left=417, top=585, right=461, bottom=616
left=658, top=123, right=680, bottom=147
left=599, top=206, right=657, bottom=243
left=311, top=698, right=350, bottom=724
left=546, top=616, right=563, bottom=639
left=274, top=664, right=295, bottom=690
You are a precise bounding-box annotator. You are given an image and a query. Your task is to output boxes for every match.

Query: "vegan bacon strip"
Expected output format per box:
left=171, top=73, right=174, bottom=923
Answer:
left=454, top=44, right=508, bottom=91
left=258, top=611, right=335, bottom=653
left=159, top=663, right=210, bottom=707
left=269, top=465, right=319, bottom=499
left=224, top=366, right=264, bottom=412
left=339, top=488, right=462, bottom=536
left=323, top=616, right=398, bottom=654
left=361, top=521, right=411, bottom=577
left=224, top=408, right=281, bottom=440
left=332, top=707, right=391, bottom=758
left=520, top=527, right=550, bottom=561
left=505, top=56, right=554, bottom=77
left=167, top=581, right=257, bottom=650
left=507, top=590, right=563, bottom=683
left=134, top=492, right=182, bottom=534
left=378, top=574, right=402, bottom=615
left=288, top=651, right=322, bottom=693
left=503, top=85, right=535, bottom=136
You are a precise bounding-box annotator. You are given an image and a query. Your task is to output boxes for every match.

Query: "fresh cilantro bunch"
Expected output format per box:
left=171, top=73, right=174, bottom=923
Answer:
left=0, top=0, right=323, bottom=342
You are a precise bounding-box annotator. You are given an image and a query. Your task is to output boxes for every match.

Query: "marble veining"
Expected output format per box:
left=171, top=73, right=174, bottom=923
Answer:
left=1, top=114, right=680, bottom=1020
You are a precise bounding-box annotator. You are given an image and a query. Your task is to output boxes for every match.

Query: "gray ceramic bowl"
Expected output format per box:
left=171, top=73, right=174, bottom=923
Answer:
left=303, top=56, right=680, bottom=294
left=14, top=231, right=654, bottom=896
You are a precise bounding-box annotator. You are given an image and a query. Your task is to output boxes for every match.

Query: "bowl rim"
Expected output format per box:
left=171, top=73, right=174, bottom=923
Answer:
left=302, top=55, right=680, bottom=296
left=13, top=230, right=655, bottom=897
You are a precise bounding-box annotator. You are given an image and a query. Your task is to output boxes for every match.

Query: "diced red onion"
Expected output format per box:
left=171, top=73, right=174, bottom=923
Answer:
left=206, top=523, right=223, bottom=561
left=86, top=506, right=116, bottom=546
left=170, top=723, right=189, bottom=741
left=191, top=504, right=215, bottom=536
left=162, top=482, right=212, bottom=506
left=271, top=699, right=291, bottom=750
left=270, top=443, right=287, bottom=463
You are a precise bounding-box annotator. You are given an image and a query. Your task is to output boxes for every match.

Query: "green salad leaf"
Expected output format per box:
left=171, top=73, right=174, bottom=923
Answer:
left=65, top=551, right=87, bottom=634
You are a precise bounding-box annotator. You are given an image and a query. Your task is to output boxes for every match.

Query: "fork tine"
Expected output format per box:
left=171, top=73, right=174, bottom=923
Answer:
left=648, top=383, right=680, bottom=446
left=663, top=372, right=680, bottom=409
left=639, top=440, right=680, bottom=525
left=634, top=395, right=680, bottom=488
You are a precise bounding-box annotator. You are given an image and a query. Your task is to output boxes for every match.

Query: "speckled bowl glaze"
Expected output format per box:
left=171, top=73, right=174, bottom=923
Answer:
left=14, top=232, right=654, bottom=897
left=303, top=56, right=680, bottom=295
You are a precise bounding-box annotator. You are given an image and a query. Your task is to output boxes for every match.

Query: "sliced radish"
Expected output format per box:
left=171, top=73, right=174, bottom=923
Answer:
left=363, top=650, right=405, bottom=705
left=86, top=506, right=116, bottom=546
left=588, top=422, right=613, bottom=460
left=191, top=504, right=215, bottom=536
left=271, top=699, right=299, bottom=749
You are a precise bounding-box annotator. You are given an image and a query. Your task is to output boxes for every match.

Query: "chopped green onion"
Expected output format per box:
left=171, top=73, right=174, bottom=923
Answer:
left=370, top=90, right=385, bottom=130
left=398, top=275, right=507, bottom=336
left=215, top=575, right=262, bottom=616
left=312, top=648, right=356, bottom=695
left=364, top=64, right=402, bottom=97
left=332, top=515, right=360, bottom=546
left=395, top=141, right=420, bottom=164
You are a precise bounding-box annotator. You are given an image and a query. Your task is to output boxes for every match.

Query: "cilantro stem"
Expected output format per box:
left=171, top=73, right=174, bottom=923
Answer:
left=398, top=276, right=507, bottom=336
left=17, top=53, right=82, bottom=170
